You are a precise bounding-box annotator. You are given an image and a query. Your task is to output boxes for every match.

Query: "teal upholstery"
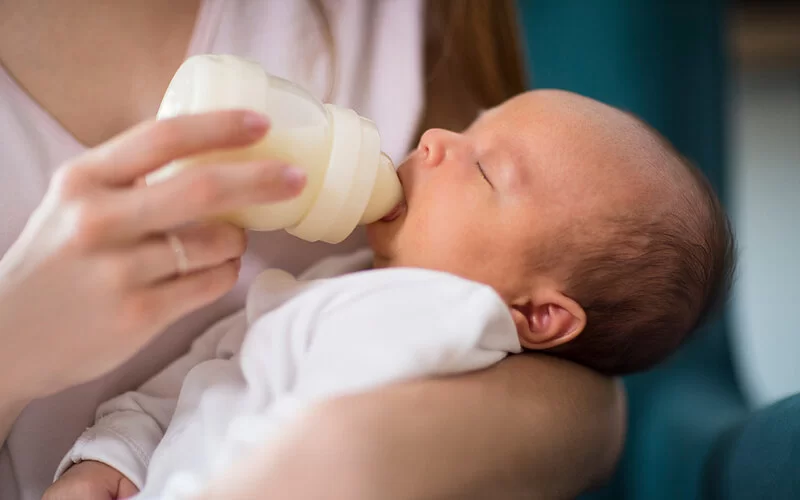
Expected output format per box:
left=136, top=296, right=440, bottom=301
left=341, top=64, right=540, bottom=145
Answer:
left=517, top=1, right=798, bottom=498
left=705, top=394, right=800, bottom=499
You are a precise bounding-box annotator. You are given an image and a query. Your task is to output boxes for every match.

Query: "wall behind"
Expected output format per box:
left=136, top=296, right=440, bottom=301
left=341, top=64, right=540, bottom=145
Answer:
left=730, top=68, right=800, bottom=408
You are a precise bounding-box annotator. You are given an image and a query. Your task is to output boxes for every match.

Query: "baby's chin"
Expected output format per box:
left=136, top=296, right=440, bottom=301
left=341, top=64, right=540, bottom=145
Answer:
left=365, top=210, right=406, bottom=267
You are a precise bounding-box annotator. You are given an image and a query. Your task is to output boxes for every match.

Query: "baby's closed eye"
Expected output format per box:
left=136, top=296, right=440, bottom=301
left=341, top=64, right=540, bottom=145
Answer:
left=476, top=162, right=493, bottom=187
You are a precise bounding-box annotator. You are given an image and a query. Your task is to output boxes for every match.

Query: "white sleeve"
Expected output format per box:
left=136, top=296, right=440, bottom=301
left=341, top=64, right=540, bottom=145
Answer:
left=292, top=270, right=521, bottom=402
left=54, top=310, right=248, bottom=489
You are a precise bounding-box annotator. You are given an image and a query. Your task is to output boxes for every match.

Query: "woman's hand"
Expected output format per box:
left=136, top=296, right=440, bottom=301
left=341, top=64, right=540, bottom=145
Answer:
left=43, top=461, right=138, bottom=500
left=198, top=355, right=626, bottom=500
left=0, top=110, right=305, bottom=411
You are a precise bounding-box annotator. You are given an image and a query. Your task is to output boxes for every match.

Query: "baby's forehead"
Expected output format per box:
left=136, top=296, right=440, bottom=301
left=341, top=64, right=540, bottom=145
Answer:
left=475, top=91, right=677, bottom=184
left=480, top=93, right=683, bottom=209
left=492, top=91, right=637, bottom=132
left=505, top=94, right=664, bottom=159
left=471, top=94, right=611, bottom=164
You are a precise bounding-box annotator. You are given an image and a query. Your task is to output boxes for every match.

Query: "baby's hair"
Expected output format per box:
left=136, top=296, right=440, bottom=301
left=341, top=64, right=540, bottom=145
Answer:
left=547, top=121, right=736, bottom=375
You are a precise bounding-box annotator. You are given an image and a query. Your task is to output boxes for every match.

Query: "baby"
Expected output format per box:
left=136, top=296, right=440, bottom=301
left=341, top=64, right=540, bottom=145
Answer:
left=46, top=90, right=734, bottom=499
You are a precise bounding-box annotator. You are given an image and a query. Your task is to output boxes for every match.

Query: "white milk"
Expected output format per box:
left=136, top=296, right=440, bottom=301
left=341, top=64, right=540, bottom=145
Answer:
left=148, top=54, right=402, bottom=244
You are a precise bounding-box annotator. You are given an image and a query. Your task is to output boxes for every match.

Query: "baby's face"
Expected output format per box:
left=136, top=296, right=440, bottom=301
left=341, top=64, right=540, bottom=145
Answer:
left=368, top=90, right=661, bottom=301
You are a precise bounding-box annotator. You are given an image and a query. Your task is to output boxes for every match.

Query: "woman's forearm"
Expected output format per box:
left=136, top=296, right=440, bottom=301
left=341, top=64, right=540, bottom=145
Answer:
left=0, top=395, right=30, bottom=447
left=0, top=339, right=34, bottom=446
left=202, top=354, right=626, bottom=500
left=0, top=313, right=35, bottom=445
left=328, top=354, right=626, bottom=499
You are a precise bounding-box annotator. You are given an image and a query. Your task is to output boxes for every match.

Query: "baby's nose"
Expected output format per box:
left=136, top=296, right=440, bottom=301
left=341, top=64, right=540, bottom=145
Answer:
left=419, top=128, right=460, bottom=168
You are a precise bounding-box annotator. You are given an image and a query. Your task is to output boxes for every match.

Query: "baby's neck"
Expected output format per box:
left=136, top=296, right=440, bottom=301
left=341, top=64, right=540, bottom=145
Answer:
left=371, top=255, right=392, bottom=269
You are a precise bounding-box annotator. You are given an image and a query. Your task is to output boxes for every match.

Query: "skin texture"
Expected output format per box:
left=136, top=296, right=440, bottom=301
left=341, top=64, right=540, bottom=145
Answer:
left=370, top=89, right=683, bottom=353
left=2, top=2, right=625, bottom=498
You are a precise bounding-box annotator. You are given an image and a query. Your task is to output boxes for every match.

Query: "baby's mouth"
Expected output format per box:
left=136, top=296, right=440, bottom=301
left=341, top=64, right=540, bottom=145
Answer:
left=380, top=200, right=407, bottom=222
left=379, top=154, right=414, bottom=223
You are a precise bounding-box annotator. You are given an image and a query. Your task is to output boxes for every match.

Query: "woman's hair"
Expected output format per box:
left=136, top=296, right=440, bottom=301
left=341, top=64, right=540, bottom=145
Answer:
left=309, top=0, right=529, bottom=137
left=417, top=0, right=529, bottom=135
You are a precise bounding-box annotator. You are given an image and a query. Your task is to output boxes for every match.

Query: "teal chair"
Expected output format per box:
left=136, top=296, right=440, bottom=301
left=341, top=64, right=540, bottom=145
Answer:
left=518, top=1, right=800, bottom=498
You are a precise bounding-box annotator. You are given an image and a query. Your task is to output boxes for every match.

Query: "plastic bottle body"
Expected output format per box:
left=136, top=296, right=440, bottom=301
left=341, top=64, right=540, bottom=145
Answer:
left=149, top=125, right=333, bottom=231
left=147, top=54, right=402, bottom=243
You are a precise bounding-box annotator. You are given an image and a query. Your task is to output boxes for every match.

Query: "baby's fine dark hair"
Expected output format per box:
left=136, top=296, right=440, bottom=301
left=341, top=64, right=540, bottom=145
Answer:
left=548, top=124, right=736, bottom=376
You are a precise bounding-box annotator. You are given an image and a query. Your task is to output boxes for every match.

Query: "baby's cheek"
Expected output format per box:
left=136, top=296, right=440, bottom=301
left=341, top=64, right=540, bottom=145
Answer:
left=395, top=217, right=442, bottom=264
left=426, top=228, right=478, bottom=272
left=397, top=192, right=469, bottom=263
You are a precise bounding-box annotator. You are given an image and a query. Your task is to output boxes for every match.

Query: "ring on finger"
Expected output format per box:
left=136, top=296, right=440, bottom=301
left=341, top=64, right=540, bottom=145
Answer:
left=167, top=232, right=190, bottom=275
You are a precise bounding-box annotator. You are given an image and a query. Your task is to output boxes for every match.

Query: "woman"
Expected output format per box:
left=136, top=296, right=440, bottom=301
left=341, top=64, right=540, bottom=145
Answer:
left=0, top=1, right=625, bottom=498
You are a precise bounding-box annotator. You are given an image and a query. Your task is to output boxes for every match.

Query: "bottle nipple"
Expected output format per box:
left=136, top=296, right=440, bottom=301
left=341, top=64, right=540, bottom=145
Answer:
left=286, top=106, right=404, bottom=244
left=360, top=153, right=403, bottom=224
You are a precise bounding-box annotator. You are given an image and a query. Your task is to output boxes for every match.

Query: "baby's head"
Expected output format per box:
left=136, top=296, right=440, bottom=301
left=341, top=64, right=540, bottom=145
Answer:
left=368, top=90, right=735, bottom=375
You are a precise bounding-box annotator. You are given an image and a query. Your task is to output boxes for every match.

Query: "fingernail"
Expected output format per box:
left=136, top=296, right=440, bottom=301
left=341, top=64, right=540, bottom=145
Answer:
left=283, top=167, right=306, bottom=190
left=243, top=112, right=269, bottom=135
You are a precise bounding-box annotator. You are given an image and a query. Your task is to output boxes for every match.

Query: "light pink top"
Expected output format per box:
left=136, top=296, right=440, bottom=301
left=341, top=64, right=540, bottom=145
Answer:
left=0, top=1, right=423, bottom=498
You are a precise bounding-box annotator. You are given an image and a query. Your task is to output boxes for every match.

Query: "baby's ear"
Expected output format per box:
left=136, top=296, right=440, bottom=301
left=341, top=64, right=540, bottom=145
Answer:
left=510, top=290, right=586, bottom=350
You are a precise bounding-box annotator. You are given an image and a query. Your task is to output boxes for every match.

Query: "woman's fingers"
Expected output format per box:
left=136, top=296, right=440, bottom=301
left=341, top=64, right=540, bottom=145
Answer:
left=80, top=110, right=270, bottom=186
left=127, top=223, right=247, bottom=285
left=118, top=159, right=306, bottom=238
left=130, top=259, right=242, bottom=330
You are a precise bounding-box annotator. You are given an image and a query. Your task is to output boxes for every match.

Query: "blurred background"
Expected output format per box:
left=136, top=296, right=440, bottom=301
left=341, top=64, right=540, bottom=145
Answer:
left=517, top=0, right=799, bottom=498
left=728, top=0, right=799, bottom=410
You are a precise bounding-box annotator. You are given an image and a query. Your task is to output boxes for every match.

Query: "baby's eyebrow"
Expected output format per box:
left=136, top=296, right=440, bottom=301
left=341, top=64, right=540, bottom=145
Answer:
left=478, top=156, right=516, bottom=196
left=501, top=154, right=530, bottom=194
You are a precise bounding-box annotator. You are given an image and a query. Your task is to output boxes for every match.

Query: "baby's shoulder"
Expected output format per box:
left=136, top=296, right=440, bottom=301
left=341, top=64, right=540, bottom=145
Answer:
left=319, top=267, right=504, bottom=312
left=245, top=255, right=504, bottom=327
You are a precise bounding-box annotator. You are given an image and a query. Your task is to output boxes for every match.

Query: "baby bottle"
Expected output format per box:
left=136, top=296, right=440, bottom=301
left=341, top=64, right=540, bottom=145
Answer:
left=147, top=54, right=403, bottom=244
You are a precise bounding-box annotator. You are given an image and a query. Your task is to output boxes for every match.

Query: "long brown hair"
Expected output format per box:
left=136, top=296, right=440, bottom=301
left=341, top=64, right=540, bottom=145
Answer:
left=418, top=0, right=529, bottom=134
left=310, top=0, right=529, bottom=138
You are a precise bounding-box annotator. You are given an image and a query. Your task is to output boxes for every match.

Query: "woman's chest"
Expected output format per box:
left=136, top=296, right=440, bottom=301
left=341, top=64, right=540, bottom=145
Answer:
left=0, top=0, right=200, bottom=148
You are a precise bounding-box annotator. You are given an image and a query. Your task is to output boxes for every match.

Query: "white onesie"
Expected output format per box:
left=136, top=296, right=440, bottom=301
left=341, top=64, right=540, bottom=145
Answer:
left=54, top=250, right=521, bottom=498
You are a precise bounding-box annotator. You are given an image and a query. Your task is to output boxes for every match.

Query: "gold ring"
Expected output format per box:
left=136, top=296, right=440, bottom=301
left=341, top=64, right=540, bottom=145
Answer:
left=167, top=232, right=190, bottom=275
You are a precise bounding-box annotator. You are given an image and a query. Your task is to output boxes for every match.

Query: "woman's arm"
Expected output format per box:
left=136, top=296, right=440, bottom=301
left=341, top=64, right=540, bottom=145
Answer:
left=0, top=395, right=30, bottom=447
left=201, top=354, right=626, bottom=500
